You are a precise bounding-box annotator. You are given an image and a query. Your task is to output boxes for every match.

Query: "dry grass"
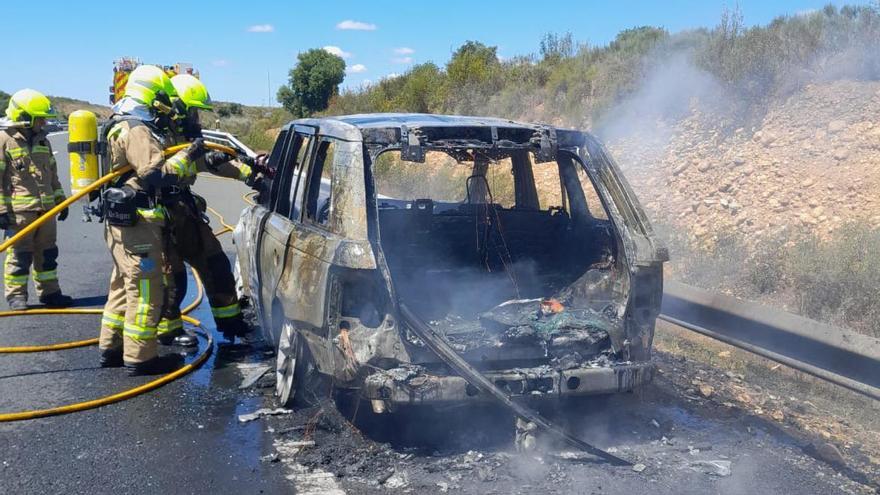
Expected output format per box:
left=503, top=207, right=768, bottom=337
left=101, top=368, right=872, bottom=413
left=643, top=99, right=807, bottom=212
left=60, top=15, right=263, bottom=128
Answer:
left=654, top=321, right=880, bottom=447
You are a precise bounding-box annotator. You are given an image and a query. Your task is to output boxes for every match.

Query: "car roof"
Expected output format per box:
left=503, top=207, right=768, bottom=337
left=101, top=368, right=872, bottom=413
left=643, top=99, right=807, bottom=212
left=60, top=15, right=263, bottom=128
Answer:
left=335, top=113, right=540, bottom=129
left=284, top=113, right=584, bottom=142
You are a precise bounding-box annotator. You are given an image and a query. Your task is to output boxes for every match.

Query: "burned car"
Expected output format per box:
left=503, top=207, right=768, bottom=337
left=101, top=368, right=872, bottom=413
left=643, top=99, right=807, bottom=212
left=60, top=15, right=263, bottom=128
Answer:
left=233, top=114, right=666, bottom=411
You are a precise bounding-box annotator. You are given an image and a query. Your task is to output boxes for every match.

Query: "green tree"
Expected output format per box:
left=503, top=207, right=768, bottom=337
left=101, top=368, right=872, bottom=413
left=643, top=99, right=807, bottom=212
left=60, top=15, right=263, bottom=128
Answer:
left=216, top=102, right=243, bottom=118
left=444, top=41, right=501, bottom=113
left=393, top=63, right=443, bottom=113
left=540, top=32, right=574, bottom=63
left=277, top=49, right=345, bottom=117
left=446, top=41, right=499, bottom=88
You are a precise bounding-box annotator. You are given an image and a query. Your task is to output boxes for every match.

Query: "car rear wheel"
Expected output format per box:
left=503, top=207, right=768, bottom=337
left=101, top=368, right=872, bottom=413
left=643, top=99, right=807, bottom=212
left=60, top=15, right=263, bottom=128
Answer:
left=275, top=320, right=303, bottom=408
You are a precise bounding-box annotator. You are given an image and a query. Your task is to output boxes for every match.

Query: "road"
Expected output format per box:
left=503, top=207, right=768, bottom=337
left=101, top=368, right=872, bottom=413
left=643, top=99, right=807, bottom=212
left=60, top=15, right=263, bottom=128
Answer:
left=0, top=132, right=874, bottom=494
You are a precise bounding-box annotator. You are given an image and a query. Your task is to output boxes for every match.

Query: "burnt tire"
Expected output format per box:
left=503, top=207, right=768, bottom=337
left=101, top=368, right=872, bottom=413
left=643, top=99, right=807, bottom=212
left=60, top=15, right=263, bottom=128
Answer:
left=275, top=320, right=303, bottom=408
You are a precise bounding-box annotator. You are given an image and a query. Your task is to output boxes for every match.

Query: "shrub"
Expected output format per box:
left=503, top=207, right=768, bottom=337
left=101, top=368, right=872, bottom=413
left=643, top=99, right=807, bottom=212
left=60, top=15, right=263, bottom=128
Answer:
left=785, top=225, right=880, bottom=335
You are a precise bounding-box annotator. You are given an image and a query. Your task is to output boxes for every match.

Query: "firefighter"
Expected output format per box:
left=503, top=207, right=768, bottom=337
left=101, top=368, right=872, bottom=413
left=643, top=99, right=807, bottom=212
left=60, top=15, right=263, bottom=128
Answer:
left=157, top=74, right=262, bottom=346
left=0, top=89, right=74, bottom=310
left=98, top=65, right=206, bottom=375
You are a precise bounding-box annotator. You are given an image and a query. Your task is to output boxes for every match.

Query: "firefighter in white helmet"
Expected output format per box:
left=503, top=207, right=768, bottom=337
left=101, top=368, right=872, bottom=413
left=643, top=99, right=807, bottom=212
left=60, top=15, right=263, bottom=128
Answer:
left=0, top=89, right=74, bottom=310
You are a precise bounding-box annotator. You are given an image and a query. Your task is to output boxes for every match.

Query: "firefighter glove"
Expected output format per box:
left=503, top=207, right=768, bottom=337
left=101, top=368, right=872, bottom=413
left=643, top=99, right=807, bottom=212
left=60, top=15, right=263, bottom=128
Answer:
left=0, top=213, right=10, bottom=230
left=254, top=153, right=273, bottom=177
left=246, top=172, right=264, bottom=190
left=184, top=138, right=208, bottom=162
left=58, top=207, right=69, bottom=221
left=204, top=151, right=231, bottom=170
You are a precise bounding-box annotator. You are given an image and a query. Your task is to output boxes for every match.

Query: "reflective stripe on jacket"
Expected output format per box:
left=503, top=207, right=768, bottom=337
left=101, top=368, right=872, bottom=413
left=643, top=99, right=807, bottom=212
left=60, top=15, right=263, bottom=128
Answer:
left=0, top=127, right=65, bottom=215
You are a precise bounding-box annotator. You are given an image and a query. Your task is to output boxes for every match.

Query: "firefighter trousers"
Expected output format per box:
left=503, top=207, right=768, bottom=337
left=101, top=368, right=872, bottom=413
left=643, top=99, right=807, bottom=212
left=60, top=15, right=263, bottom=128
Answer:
left=160, top=199, right=242, bottom=337
left=3, top=211, right=61, bottom=302
left=99, top=218, right=167, bottom=364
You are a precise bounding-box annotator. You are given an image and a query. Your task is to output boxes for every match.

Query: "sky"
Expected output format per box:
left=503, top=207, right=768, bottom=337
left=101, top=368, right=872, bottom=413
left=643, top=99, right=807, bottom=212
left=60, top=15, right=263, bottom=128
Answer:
left=1, top=0, right=871, bottom=106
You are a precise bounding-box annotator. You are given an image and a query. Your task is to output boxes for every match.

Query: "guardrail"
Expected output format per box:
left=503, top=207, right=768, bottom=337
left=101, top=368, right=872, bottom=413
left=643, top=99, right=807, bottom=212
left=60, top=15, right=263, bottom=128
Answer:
left=201, top=129, right=257, bottom=158
left=660, top=280, right=880, bottom=401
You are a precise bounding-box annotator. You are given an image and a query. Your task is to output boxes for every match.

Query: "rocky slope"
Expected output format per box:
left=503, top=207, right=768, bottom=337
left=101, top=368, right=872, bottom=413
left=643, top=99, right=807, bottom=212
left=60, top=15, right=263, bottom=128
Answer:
left=607, top=80, right=880, bottom=250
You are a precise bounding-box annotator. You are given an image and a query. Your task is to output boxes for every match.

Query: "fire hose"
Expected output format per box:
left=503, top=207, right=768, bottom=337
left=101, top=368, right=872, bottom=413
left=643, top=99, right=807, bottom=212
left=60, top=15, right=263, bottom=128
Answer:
left=0, top=143, right=237, bottom=422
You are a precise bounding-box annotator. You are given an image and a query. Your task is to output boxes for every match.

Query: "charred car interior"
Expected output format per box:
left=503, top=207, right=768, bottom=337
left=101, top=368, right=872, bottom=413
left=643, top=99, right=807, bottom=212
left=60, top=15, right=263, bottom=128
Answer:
left=233, top=114, right=666, bottom=418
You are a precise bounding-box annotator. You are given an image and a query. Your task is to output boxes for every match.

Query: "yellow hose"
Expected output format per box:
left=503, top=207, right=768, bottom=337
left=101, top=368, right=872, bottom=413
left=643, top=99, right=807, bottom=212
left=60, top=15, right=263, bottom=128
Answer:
left=0, top=314, right=212, bottom=422
left=0, top=142, right=234, bottom=353
left=0, top=166, right=131, bottom=254
left=0, top=267, right=205, bottom=353
left=0, top=142, right=237, bottom=255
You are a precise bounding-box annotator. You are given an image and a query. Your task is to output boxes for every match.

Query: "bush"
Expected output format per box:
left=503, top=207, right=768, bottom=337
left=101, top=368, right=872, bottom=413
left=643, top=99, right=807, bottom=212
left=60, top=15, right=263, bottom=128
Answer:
left=662, top=222, right=880, bottom=338
left=785, top=225, right=880, bottom=335
left=216, top=102, right=243, bottom=118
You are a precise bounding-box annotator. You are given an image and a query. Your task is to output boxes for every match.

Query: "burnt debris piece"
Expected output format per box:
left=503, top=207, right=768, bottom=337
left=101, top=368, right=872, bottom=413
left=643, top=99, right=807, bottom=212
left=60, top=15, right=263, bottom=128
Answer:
left=481, top=297, right=614, bottom=351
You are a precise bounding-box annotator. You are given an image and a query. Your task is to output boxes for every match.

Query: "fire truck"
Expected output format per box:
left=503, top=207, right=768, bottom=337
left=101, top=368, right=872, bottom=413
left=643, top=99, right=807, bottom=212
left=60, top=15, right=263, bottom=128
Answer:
left=109, top=57, right=200, bottom=104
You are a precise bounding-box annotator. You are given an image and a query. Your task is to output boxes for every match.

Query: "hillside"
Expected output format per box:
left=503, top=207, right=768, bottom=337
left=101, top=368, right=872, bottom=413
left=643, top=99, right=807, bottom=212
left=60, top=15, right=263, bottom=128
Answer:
left=610, top=80, right=880, bottom=250
left=50, top=96, right=112, bottom=119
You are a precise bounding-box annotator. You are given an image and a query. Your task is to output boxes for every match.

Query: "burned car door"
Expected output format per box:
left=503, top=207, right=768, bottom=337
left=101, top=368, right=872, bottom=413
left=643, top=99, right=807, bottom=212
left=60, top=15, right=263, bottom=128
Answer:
left=256, top=126, right=316, bottom=343
left=234, top=129, right=288, bottom=332
left=273, top=136, right=349, bottom=371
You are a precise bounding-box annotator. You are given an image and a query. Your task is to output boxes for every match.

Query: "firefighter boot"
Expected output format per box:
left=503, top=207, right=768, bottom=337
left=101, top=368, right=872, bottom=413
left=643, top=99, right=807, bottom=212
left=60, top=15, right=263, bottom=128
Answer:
left=39, top=291, right=74, bottom=308
left=7, top=296, right=27, bottom=311
left=157, top=328, right=198, bottom=347
left=217, top=315, right=250, bottom=343
left=99, top=348, right=124, bottom=368
left=173, top=332, right=198, bottom=347
left=124, top=354, right=183, bottom=377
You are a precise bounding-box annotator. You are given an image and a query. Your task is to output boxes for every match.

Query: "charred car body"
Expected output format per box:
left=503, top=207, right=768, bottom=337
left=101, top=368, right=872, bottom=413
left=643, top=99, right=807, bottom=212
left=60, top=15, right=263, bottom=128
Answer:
left=233, top=114, right=667, bottom=411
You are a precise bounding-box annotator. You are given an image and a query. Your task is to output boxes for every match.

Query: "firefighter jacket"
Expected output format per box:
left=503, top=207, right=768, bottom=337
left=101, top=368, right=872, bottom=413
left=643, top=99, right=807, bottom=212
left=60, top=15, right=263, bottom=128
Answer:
left=107, top=119, right=198, bottom=217
left=0, top=125, right=65, bottom=216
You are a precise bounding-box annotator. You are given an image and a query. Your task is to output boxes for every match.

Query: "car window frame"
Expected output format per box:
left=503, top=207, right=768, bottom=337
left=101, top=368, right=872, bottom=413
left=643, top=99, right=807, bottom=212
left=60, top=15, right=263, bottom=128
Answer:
left=264, top=130, right=288, bottom=207
left=301, top=135, right=338, bottom=232
left=272, top=125, right=317, bottom=218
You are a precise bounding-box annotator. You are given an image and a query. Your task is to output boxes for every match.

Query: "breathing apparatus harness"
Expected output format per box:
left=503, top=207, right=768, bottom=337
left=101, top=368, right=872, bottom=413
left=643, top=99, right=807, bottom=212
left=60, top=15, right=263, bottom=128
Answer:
left=93, top=114, right=167, bottom=226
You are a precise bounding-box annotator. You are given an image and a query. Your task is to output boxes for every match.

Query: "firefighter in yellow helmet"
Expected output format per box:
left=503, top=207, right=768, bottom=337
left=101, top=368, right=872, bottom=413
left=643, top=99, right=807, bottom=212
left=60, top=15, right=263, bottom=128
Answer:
left=157, top=74, right=264, bottom=345
left=98, top=65, right=207, bottom=375
left=0, top=89, right=74, bottom=310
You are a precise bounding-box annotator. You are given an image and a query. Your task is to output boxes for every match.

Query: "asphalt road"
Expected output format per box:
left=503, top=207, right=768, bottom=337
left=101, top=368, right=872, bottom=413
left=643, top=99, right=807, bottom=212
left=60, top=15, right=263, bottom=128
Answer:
left=0, top=132, right=872, bottom=494
left=0, top=132, right=291, bottom=494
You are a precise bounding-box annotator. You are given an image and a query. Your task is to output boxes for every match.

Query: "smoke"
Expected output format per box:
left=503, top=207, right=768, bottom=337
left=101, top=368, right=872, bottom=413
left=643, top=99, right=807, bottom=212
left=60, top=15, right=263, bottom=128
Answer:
left=595, top=8, right=880, bottom=155
left=596, top=52, right=727, bottom=145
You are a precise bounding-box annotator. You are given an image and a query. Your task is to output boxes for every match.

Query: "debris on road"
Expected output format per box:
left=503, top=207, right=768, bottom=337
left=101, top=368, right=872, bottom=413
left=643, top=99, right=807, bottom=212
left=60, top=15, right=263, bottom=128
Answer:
left=381, top=470, right=410, bottom=489
left=698, top=384, right=715, bottom=398
left=237, top=408, right=293, bottom=423
left=690, top=460, right=732, bottom=477
left=632, top=463, right=647, bottom=473
left=515, top=418, right=538, bottom=452
left=237, top=363, right=272, bottom=389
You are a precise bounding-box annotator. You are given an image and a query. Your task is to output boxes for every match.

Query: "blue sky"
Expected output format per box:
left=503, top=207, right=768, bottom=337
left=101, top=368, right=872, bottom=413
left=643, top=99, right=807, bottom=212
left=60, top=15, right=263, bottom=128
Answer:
left=2, top=0, right=870, bottom=106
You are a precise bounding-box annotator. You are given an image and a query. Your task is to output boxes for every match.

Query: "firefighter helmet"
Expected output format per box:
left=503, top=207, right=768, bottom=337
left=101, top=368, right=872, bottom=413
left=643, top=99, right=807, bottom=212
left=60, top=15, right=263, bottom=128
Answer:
left=171, top=74, right=213, bottom=110
left=5, top=89, right=56, bottom=124
left=123, top=65, right=177, bottom=111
